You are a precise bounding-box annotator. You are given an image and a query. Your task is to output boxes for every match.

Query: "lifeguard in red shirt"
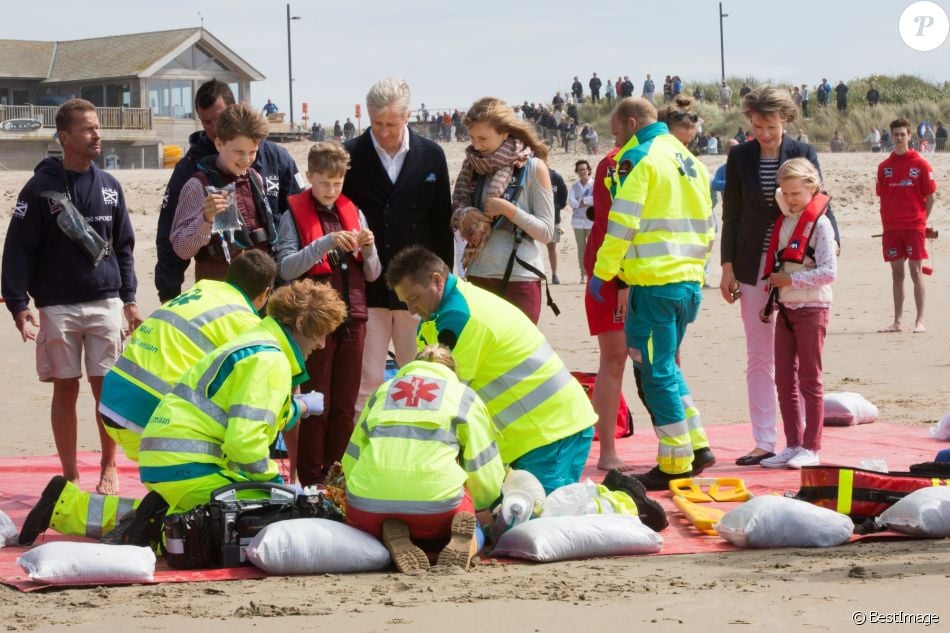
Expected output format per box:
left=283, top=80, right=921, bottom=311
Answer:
left=875, top=117, right=937, bottom=334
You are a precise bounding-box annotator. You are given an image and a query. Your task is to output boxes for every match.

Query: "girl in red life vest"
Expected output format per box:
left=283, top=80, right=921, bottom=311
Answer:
left=275, top=142, right=382, bottom=485
left=758, top=158, right=837, bottom=470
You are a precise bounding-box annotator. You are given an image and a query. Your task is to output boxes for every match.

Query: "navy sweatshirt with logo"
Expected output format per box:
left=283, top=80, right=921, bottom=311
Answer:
left=2, top=157, right=137, bottom=316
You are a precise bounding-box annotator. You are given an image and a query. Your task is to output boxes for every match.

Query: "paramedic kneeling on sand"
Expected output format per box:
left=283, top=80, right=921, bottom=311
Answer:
left=17, top=280, right=346, bottom=545
left=386, top=245, right=597, bottom=494
left=342, top=345, right=504, bottom=572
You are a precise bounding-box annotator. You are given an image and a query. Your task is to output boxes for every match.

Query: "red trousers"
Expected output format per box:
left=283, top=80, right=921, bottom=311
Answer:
left=467, top=277, right=541, bottom=324
left=345, top=491, right=474, bottom=542
left=297, top=319, right=365, bottom=485
left=774, top=306, right=828, bottom=452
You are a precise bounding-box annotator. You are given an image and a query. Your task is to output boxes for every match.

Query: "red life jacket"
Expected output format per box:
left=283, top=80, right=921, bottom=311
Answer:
left=288, top=192, right=363, bottom=276
left=762, top=192, right=830, bottom=280
left=288, top=191, right=367, bottom=320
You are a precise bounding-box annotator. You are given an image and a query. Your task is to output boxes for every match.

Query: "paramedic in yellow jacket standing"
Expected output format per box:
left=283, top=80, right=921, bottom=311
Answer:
left=343, top=345, right=504, bottom=572
left=17, top=280, right=346, bottom=545
left=386, top=245, right=597, bottom=495
left=588, top=98, right=717, bottom=490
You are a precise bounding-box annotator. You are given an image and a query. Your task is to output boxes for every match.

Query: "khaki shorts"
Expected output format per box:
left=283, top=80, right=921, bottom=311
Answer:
left=36, top=298, right=123, bottom=382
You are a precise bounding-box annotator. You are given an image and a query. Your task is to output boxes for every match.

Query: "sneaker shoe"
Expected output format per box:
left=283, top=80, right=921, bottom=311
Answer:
left=382, top=519, right=429, bottom=573
left=602, top=469, right=668, bottom=532
left=760, top=446, right=802, bottom=469
left=786, top=448, right=820, bottom=469
left=436, top=512, right=477, bottom=569
left=691, top=448, right=717, bottom=475
left=633, top=466, right=689, bottom=492
left=18, top=475, right=68, bottom=546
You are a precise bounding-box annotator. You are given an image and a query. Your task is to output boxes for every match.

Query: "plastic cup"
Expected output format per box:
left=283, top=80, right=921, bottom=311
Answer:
left=922, top=265, right=934, bottom=276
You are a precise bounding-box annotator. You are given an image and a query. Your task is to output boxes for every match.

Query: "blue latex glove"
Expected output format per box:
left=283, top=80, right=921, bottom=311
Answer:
left=587, top=276, right=607, bottom=303
left=294, top=391, right=325, bottom=417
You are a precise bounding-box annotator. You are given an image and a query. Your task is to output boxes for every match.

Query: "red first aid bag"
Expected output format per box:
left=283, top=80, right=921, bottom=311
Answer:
left=571, top=371, right=634, bottom=440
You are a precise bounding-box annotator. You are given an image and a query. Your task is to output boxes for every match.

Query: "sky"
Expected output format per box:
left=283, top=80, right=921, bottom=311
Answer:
left=3, top=0, right=948, bottom=125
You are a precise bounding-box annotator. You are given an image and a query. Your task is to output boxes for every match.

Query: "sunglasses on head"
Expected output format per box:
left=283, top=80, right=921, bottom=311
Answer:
left=670, top=110, right=699, bottom=123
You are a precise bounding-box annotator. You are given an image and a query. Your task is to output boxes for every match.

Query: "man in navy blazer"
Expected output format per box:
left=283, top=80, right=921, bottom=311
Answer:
left=342, top=77, right=453, bottom=416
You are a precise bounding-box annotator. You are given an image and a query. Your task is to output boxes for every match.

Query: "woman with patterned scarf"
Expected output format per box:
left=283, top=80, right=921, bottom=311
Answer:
left=452, top=97, right=555, bottom=324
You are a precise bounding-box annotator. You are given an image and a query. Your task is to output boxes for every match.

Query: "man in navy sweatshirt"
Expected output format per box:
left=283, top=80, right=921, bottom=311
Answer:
left=1, top=99, right=141, bottom=496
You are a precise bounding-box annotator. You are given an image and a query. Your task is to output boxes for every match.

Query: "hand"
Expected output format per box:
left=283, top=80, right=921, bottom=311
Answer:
left=758, top=308, right=773, bottom=323
left=123, top=303, right=143, bottom=336
left=719, top=265, right=740, bottom=304
left=460, top=209, right=491, bottom=242
left=295, top=391, right=324, bottom=417
left=587, top=276, right=607, bottom=303
left=14, top=309, right=38, bottom=342
left=202, top=193, right=229, bottom=223
left=483, top=197, right=516, bottom=220
left=769, top=272, right=792, bottom=288
left=330, top=230, right=358, bottom=252
left=617, top=286, right=629, bottom=321
left=356, top=228, right=374, bottom=248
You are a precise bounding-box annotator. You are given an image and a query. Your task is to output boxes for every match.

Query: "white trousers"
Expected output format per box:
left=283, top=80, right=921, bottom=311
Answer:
left=355, top=308, right=421, bottom=417
left=738, top=254, right=778, bottom=452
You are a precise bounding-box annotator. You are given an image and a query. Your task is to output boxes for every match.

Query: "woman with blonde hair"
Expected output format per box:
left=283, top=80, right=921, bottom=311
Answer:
left=720, top=85, right=838, bottom=467
left=452, top=97, right=556, bottom=324
left=657, top=94, right=700, bottom=148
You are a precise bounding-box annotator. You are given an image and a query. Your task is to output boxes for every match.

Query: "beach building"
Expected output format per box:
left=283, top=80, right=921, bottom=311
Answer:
left=0, top=28, right=264, bottom=169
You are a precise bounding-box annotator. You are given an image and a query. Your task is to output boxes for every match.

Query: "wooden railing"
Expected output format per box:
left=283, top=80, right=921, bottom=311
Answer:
left=0, top=105, right=152, bottom=130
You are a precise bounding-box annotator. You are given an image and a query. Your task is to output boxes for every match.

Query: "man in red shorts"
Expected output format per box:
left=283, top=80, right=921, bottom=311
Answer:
left=876, top=117, right=937, bottom=334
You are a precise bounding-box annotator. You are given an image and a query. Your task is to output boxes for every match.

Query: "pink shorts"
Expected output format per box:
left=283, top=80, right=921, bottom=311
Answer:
left=882, top=229, right=928, bottom=262
left=36, top=298, right=123, bottom=381
left=585, top=278, right=626, bottom=336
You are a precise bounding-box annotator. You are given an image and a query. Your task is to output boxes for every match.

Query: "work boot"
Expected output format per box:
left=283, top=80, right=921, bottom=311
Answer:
left=602, top=469, right=668, bottom=532
left=18, top=475, right=68, bottom=546
left=436, top=512, right=477, bottom=570
left=691, top=448, right=717, bottom=475
left=633, top=466, right=688, bottom=492
left=382, top=519, right=429, bottom=573
left=101, top=491, right=169, bottom=547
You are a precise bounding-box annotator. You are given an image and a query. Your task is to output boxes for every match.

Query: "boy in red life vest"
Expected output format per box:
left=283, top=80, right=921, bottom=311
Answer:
left=171, top=103, right=279, bottom=281
left=758, top=158, right=837, bottom=470
left=276, top=142, right=381, bottom=485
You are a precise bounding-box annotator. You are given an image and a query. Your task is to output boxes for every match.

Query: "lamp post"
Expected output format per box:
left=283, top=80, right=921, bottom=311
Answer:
left=719, top=2, right=728, bottom=84
left=286, top=4, right=301, bottom=129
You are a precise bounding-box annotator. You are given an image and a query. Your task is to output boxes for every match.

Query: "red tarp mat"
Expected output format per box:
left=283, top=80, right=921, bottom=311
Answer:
left=1, top=422, right=944, bottom=590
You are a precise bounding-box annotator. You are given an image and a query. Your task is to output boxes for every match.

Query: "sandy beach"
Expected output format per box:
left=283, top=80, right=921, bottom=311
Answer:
left=0, top=143, right=948, bottom=631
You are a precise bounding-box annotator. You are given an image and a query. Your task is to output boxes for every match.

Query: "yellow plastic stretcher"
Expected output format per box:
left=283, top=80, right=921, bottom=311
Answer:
left=669, top=477, right=752, bottom=536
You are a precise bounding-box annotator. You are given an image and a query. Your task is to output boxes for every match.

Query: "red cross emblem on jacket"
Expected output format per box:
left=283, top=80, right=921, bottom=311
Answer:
left=390, top=376, right=441, bottom=408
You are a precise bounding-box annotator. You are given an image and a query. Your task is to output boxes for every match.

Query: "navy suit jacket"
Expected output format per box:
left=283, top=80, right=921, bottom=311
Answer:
left=343, top=129, right=453, bottom=309
left=721, top=135, right=839, bottom=285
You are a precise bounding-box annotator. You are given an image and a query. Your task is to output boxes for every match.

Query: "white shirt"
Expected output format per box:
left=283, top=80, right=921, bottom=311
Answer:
left=370, top=126, right=411, bottom=184
left=568, top=179, right=594, bottom=229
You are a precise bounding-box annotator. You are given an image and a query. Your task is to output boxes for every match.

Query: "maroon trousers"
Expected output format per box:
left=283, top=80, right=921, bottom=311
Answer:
left=774, top=306, right=828, bottom=452
left=467, top=277, right=542, bottom=325
left=297, top=319, right=366, bottom=485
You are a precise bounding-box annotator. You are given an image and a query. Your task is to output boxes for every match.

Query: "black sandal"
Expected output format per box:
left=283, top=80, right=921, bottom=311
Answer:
left=735, top=451, right=775, bottom=466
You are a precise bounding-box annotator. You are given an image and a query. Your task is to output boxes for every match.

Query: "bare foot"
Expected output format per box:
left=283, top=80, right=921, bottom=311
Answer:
left=597, top=459, right=636, bottom=472
left=877, top=323, right=901, bottom=333
left=914, top=322, right=926, bottom=333
left=96, top=466, right=119, bottom=495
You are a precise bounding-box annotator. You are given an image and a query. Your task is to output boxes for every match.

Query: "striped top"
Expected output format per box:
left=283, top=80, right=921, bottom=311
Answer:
left=759, top=157, right=780, bottom=251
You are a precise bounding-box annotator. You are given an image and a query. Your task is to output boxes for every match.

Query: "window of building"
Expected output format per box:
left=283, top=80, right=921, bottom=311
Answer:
left=12, top=90, right=30, bottom=106
left=148, top=80, right=171, bottom=117
left=105, top=83, right=131, bottom=108
left=170, top=80, right=193, bottom=119
left=228, top=82, right=241, bottom=102
left=80, top=85, right=104, bottom=105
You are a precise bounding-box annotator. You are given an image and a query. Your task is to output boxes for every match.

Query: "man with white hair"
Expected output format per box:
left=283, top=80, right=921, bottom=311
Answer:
left=342, top=77, right=453, bottom=415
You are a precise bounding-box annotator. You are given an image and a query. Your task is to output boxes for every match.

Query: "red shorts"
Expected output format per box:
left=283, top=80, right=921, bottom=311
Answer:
left=882, top=229, right=928, bottom=262
left=585, top=278, right=626, bottom=336
left=345, top=491, right=474, bottom=542
left=467, top=277, right=541, bottom=324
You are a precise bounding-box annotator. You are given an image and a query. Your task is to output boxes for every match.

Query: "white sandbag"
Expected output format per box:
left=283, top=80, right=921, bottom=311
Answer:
left=491, top=514, right=663, bottom=562
left=823, top=392, right=879, bottom=426
left=928, top=413, right=950, bottom=440
left=876, top=487, right=950, bottom=537
left=245, top=518, right=390, bottom=574
left=716, top=496, right=853, bottom=548
left=0, top=511, right=17, bottom=547
left=16, top=542, right=155, bottom=585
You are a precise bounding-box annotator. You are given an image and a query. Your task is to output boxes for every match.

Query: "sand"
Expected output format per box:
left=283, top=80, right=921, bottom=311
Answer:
left=0, top=143, right=948, bottom=631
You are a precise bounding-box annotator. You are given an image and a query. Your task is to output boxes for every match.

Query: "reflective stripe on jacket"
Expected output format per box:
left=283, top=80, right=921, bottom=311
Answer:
left=100, top=279, right=261, bottom=432
left=138, top=317, right=307, bottom=485
left=594, top=122, right=714, bottom=286
left=418, top=276, right=595, bottom=463
left=342, top=360, right=504, bottom=512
